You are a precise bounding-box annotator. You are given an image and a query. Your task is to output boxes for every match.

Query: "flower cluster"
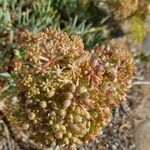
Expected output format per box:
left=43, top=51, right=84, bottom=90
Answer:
left=114, top=0, right=139, bottom=20
left=5, top=28, right=134, bottom=148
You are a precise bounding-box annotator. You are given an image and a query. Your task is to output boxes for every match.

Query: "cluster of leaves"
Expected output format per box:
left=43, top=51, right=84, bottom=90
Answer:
left=0, top=0, right=109, bottom=49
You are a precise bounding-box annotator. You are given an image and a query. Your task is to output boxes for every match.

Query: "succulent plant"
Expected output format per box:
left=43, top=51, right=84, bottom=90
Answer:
left=5, top=28, right=134, bottom=148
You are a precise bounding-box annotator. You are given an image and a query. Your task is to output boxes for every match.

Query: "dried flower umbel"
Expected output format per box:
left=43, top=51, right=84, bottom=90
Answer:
left=5, top=28, right=134, bottom=148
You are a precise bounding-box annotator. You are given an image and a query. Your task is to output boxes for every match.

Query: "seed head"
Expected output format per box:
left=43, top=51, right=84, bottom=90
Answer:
left=28, top=112, right=36, bottom=120
left=49, top=120, right=53, bottom=125
left=64, top=92, right=74, bottom=100
left=22, top=123, right=30, bottom=130
left=63, top=99, right=72, bottom=109
left=64, top=137, right=69, bottom=145
left=39, top=101, right=47, bottom=108
left=76, top=85, right=87, bottom=96
left=66, top=133, right=72, bottom=139
left=82, top=110, right=91, bottom=120
left=68, top=83, right=76, bottom=93
left=59, top=109, right=67, bottom=117
left=52, top=124, right=60, bottom=132
left=55, top=132, right=63, bottom=139
left=47, top=90, right=55, bottom=98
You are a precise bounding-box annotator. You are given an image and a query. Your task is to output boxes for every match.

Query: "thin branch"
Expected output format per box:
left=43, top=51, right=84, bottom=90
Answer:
left=133, top=81, right=150, bottom=85
left=0, top=120, right=13, bottom=150
left=76, top=26, right=107, bottom=35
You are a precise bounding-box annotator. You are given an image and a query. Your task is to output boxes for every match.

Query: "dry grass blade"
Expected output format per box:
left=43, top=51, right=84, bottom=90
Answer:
left=0, top=120, right=14, bottom=150
left=133, top=81, right=150, bottom=85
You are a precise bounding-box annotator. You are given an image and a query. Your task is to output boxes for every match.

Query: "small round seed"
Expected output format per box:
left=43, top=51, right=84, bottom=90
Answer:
left=63, top=99, right=72, bottom=109
left=76, top=85, right=87, bottom=96
left=68, top=83, right=76, bottom=93
left=80, top=92, right=90, bottom=99
left=49, top=120, right=53, bottom=125
left=64, top=137, right=69, bottom=145
left=50, top=111, right=56, bottom=117
left=39, top=101, right=47, bottom=108
left=33, top=119, right=38, bottom=124
left=28, top=112, right=36, bottom=120
left=68, top=114, right=73, bottom=123
left=71, top=137, right=78, bottom=143
left=64, top=92, right=74, bottom=100
left=66, top=132, right=72, bottom=138
left=59, top=109, right=67, bottom=117
left=52, top=124, right=60, bottom=132
left=60, top=125, right=66, bottom=134
left=47, top=90, right=55, bottom=98
left=26, top=99, right=33, bottom=105
left=22, top=123, right=30, bottom=130
left=83, top=98, right=94, bottom=106
left=55, top=132, right=63, bottom=139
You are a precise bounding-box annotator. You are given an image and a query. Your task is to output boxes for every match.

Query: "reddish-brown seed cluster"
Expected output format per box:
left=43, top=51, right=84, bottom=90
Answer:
left=5, top=28, right=134, bottom=148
